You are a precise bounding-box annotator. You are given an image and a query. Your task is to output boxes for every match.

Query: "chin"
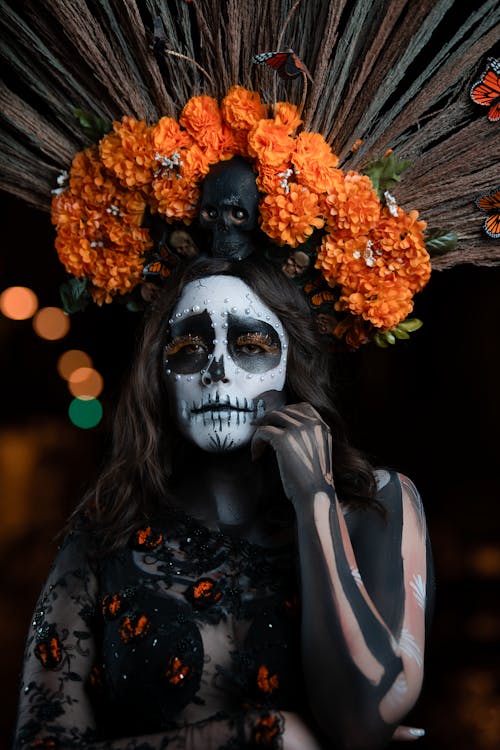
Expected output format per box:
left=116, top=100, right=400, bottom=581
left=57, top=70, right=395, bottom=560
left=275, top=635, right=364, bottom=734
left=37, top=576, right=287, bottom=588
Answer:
left=180, top=419, right=255, bottom=453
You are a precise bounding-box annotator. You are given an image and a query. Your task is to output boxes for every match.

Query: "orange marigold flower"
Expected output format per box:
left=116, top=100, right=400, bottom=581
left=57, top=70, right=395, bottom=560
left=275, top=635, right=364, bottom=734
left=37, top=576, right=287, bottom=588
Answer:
left=375, top=207, right=430, bottom=293
left=337, top=280, right=414, bottom=330
left=247, top=119, right=295, bottom=167
left=152, top=117, right=193, bottom=157
left=292, top=131, right=339, bottom=193
left=316, top=229, right=422, bottom=330
left=153, top=174, right=200, bottom=221
left=181, top=144, right=211, bottom=182
left=274, top=101, right=302, bottom=134
left=100, top=117, right=154, bottom=189
left=222, top=86, right=266, bottom=131
left=260, top=186, right=325, bottom=247
left=180, top=95, right=235, bottom=163
left=325, top=170, right=380, bottom=236
left=256, top=162, right=292, bottom=194
left=67, top=147, right=118, bottom=208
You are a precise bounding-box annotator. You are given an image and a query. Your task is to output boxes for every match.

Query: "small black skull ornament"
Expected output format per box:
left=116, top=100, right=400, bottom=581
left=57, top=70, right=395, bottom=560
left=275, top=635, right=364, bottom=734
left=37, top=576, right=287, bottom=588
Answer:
left=199, top=157, right=260, bottom=260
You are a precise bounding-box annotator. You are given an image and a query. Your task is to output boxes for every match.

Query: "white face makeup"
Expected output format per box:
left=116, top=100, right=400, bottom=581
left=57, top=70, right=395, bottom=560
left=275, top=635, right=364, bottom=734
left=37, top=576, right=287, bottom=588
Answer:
left=164, top=276, right=288, bottom=452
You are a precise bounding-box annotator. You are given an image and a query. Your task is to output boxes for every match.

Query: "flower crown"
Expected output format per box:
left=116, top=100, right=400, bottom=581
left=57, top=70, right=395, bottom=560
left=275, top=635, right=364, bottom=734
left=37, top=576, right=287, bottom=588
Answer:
left=52, top=86, right=448, bottom=349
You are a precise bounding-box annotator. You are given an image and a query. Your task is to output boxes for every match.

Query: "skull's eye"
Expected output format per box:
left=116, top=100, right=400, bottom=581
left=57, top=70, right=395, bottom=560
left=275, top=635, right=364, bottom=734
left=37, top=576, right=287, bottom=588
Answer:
left=231, top=207, right=248, bottom=223
left=165, top=335, right=207, bottom=356
left=201, top=206, right=218, bottom=221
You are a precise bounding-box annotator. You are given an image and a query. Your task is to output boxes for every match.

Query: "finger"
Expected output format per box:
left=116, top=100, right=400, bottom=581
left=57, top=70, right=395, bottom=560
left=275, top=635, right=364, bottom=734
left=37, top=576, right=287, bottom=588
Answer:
left=392, top=726, right=426, bottom=741
left=257, top=408, right=314, bottom=430
left=284, top=403, right=322, bottom=421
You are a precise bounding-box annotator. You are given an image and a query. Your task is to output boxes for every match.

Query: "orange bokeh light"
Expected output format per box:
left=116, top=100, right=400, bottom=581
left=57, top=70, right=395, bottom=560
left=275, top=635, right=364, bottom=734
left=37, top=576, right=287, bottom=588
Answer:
left=57, top=350, right=93, bottom=381
left=0, top=286, right=38, bottom=320
left=32, top=307, right=70, bottom=340
left=68, top=367, right=103, bottom=398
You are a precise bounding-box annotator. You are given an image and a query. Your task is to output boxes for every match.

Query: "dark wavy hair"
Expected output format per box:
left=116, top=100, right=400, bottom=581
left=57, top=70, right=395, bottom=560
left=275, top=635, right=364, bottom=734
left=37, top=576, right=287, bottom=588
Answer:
left=72, top=257, right=377, bottom=550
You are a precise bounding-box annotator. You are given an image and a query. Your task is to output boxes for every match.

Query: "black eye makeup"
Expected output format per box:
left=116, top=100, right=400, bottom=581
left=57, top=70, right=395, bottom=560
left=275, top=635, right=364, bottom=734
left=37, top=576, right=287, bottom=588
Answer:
left=165, top=311, right=214, bottom=374
left=227, top=315, right=282, bottom=373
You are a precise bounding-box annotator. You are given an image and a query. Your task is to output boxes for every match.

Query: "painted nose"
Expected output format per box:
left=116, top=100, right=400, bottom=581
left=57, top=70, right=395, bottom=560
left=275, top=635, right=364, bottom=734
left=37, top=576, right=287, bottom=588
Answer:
left=201, top=355, right=229, bottom=385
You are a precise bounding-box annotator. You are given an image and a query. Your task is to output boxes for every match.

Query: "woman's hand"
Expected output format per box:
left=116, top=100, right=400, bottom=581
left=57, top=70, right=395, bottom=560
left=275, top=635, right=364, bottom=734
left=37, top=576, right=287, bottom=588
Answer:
left=252, top=403, right=334, bottom=510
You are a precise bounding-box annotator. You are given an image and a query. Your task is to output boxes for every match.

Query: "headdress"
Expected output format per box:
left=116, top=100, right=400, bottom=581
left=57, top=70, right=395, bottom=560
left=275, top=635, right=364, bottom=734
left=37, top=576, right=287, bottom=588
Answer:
left=1, top=0, right=499, bottom=349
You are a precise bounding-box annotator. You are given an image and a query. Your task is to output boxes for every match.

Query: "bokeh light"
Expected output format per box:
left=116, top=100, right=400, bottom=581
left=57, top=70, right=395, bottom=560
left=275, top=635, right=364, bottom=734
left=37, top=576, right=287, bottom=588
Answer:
left=68, top=367, right=103, bottom=398
left=0, top=286, right=38, bottom=320
left=32, top=307, right=70, bottom=340
left=68, top=397, right=103, bottom=429
left=57, top=350, right=93, bottom=381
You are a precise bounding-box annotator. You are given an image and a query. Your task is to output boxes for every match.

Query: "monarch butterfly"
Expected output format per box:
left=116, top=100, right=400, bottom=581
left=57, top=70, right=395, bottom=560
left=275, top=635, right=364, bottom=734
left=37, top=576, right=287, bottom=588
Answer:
left=475, top=187, right=500, bottom=239
left=142, top=245, right=177, bottom=279
left=470, top=57, right=500, bottom=122
left=252, top=50, right=313, bottom=81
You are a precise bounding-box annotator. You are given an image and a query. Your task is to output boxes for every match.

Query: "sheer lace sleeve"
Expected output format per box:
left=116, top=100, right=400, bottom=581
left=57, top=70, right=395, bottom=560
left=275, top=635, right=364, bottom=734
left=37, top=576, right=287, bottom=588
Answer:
left=13, top=532, right=285, bottom=750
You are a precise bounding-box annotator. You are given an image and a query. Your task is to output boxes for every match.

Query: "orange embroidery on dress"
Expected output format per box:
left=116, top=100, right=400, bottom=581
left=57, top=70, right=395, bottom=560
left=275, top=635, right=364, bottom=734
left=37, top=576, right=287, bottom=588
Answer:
left=102, top=593, right=122, bottom=618
left=119, top=614, right=150, bottom=643
left=253, top=713, right=280, bottom=745
left=134, top=526, right=163, bottom=548
left=257, top=664, right=279, bottom=694
left=34, top=636, right=62, bottom=669
left=193, top=579, right=222, bottom=601
left=165, top=656, right=191, bottom=685
left=30, top=739, right=58, bottom=748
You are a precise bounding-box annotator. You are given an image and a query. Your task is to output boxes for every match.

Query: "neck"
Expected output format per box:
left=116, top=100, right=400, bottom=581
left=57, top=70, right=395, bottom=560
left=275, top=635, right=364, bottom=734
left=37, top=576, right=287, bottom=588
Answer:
left=169, top=438, right=290, bottom=540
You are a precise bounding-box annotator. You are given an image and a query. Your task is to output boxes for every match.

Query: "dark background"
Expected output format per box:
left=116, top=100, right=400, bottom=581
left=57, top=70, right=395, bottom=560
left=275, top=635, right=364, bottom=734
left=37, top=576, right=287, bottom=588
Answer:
left=1, top=192, right=499, bottom=749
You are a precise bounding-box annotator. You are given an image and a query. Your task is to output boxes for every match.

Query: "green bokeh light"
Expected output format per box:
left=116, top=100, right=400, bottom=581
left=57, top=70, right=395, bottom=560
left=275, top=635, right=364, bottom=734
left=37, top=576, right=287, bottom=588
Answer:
left=68, top=397, right=103, bottom=429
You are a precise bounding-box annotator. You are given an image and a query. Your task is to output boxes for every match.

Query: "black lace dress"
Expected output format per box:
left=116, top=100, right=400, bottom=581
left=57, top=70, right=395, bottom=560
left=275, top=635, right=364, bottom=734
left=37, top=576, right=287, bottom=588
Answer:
left=14, top=508, right=303, bottom=749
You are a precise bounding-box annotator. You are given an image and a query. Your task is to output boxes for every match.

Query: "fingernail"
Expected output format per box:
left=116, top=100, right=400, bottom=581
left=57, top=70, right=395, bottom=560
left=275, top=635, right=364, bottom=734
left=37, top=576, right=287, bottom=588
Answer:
left=409, top=728, right=425, bottom=738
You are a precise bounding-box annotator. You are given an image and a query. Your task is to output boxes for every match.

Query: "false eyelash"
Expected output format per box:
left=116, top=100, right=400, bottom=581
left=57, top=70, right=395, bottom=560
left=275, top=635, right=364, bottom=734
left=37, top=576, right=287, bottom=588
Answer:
left=235, top=333, right=279, bottom=352
left=164, top=334, right=205, bottom=356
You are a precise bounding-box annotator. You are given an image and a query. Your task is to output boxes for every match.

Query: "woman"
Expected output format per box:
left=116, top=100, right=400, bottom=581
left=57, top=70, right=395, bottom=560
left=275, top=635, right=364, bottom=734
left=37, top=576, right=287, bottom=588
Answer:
left=14, top=257, right=433, bottom=749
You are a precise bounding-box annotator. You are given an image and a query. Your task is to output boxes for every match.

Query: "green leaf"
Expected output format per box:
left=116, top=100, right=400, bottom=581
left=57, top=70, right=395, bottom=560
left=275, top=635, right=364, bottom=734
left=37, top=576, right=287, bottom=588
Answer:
left=425, top=228, right=458, bottom=255
left=398, top=318, right=423, bottom=333
left=73, top=108, right=112, bottom=142
left=384, top=330, right=396, bottom=345
left=374, top=332, right=389, bottom=348
left=392, top=326, right=410, bottom=340
left=363, top=154, right=413, bottom=198
left=59, top=277, right=91, bottom=314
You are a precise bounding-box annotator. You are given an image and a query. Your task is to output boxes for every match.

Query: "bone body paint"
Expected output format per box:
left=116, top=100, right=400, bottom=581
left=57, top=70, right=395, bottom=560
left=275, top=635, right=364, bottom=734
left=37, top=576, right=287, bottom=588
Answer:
left=164, top=276, right=288, bottom=452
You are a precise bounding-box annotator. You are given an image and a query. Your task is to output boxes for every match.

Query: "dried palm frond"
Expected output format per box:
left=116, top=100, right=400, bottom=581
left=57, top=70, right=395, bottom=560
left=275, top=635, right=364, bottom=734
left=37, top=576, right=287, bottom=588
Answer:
left=0, top=0, right=499, bottom=264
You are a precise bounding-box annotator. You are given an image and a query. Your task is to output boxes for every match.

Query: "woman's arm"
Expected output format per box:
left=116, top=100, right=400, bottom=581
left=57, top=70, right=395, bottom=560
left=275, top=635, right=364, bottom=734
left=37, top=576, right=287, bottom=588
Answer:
left=13, top=533, right=292, bottom=750
left=252, top=404, right=430, bottom=750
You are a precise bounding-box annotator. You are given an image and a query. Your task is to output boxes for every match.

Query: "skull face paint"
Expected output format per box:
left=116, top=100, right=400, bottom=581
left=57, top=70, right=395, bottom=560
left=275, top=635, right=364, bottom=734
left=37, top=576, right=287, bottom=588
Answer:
left=164, top=276, right=288, bottom=452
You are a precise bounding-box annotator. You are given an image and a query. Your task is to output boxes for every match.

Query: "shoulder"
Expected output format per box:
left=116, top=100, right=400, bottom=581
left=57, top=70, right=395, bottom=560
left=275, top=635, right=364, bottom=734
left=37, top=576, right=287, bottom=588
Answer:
left=345, top=469, right=425, bottom=538
left=49, top=529, right=101, bottom=579
left=373, top=469, right=424, bottom=517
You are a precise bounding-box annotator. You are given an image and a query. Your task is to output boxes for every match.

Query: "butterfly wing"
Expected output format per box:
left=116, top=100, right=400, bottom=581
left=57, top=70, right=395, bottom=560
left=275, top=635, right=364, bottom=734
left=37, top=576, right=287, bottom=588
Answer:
left=476, top=188, right=500, bottom=239
left=470, top=64, right=500, bottom=121
left=476, top=188, right=500, bottom=213
left=484, top=213, right=500, bottom=238
left=252, top=50, right=312, bottom=81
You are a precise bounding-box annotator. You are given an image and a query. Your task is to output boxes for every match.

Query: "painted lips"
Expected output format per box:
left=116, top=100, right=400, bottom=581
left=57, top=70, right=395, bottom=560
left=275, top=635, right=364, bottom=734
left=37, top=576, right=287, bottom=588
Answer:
left=182, top=394, right=265, bottom=419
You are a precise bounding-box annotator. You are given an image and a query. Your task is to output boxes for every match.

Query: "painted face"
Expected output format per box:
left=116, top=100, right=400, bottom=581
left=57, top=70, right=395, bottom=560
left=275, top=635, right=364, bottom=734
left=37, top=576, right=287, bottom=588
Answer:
left=164, top=276, right=288, bottom=452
